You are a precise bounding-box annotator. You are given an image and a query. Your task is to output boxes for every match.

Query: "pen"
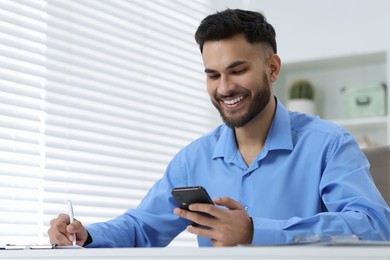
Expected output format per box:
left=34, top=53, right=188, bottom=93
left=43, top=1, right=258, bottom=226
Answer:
left=67, top=200, right=76, bottom=246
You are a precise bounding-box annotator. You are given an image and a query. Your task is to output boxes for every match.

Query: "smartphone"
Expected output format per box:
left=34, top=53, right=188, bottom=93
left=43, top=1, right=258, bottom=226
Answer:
left=171, top=186, right=214, bottom=228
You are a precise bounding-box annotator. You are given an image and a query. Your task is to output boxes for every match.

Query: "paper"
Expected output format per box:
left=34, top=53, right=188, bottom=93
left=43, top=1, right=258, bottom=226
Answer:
left=0, top=244, right=54, bottom=250
left=0, top=244, right=83, bottom=250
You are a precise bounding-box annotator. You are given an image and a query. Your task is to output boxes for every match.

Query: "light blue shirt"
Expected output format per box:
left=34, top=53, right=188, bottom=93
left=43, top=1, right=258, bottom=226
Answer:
left=86, top=98, right=390, bottom=247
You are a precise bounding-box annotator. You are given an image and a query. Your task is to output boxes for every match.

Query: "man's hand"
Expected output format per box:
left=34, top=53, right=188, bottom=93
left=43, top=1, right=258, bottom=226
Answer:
left=48, top=213, right=88, bottom=246
left=173, top=197, right=253, bottom=247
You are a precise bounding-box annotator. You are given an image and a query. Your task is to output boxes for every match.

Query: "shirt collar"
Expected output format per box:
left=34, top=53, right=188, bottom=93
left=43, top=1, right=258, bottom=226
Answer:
left=212, top=97, right=293, bottom=161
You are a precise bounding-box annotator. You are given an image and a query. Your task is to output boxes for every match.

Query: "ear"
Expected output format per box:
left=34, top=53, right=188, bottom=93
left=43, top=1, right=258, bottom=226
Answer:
left=268, top=54, right=281, bottom=82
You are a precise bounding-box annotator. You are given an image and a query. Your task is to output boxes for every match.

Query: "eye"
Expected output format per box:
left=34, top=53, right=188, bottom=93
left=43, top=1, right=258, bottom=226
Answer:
left=232, top=68, right=247, bottom=75
left=207, top=74, right=220, bottom=80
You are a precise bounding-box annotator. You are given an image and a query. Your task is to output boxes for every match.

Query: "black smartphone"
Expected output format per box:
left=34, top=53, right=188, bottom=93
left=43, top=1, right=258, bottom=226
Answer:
left=171, top=186, right=214, bottom=228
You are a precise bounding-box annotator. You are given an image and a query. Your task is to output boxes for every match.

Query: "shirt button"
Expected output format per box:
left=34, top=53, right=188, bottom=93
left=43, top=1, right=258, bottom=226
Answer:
left=244, top=206, right=249, bottom=212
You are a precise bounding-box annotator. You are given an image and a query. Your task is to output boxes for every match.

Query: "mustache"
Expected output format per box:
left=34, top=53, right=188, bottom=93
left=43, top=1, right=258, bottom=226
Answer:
left=215, top=91, right=249, bottom=100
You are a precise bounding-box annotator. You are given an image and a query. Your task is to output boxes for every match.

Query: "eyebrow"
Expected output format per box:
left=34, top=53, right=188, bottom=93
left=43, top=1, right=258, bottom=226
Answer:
left=204, top=60, right=248, bottom=73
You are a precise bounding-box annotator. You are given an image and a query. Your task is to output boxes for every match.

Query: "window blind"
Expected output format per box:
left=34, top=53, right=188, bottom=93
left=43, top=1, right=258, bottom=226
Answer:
left=0, top=0, right=47, bottom=244
left=0, top=0, right=214, bottom=247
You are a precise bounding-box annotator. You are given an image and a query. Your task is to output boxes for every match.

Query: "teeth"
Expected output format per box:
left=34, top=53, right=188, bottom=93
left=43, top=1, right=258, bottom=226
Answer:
left=224, top=96, right=244, bottom=105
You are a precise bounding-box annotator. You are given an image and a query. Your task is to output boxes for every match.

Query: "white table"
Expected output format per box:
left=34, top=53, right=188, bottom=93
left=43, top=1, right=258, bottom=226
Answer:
left=1, top=246, right=390, bottom=260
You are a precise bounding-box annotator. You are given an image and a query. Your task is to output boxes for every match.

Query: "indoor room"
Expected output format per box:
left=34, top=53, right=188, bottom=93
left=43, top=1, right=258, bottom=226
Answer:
left=0, top=0, right=389, bottom=258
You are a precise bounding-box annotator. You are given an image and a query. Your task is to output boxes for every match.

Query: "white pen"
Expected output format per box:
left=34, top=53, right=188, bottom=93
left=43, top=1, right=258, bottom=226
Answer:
left=67, top=200, right=76, bottom=246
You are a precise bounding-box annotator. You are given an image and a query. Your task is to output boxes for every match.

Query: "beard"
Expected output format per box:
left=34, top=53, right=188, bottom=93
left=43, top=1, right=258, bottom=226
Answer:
left=212, top=72, right=271, bottom=128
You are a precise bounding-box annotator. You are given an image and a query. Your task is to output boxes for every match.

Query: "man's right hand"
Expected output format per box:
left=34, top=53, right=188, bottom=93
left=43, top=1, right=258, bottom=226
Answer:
left=48, top=213, right=88, bottom=246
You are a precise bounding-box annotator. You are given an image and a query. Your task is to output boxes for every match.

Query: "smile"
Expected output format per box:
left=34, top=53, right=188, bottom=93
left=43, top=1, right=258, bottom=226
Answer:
left=223, top=96, right=244, bottom=105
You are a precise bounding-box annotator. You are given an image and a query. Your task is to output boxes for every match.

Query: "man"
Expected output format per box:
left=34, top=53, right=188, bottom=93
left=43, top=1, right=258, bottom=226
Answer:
left=48, top=9, right=390, bottom=247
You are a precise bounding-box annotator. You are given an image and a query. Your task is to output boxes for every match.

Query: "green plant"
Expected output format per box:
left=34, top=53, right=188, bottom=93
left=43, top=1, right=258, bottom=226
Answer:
left=288, top=79, right=315, bottom=100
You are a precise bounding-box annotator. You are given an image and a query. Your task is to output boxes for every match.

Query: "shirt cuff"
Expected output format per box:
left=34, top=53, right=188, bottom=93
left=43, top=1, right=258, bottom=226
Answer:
left=83, top=231, right=93, bottom=247
left=251, top=217, right=288, bottom=245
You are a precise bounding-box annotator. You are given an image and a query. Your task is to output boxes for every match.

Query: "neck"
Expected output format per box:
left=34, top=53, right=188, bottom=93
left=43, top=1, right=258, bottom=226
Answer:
left=234, top=97, right=276, bottom=165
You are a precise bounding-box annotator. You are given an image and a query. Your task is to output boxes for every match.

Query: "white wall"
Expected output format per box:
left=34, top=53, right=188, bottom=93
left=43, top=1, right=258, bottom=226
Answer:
left=212, top=0, right=390, bottom=63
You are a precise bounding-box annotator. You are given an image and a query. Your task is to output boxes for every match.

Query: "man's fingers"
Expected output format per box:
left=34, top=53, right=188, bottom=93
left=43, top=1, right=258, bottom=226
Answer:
left=48, top=214, right=73, bottom=246
left=174, top=197, right=241, bottom=222
left=174, top=207, right=216, bottom=227
left=67, top=218, right=88, bottom=246
left=213, top=197, right=244, bottom=210
left=66, top=218, right=79, bottom=233
left=48, top=214, right=87, bottom=246
left=52, top=213, right=71, bottom=225
left=187, top=224, right=215, bottom=239
left=188, top=202, right=223, bottom=218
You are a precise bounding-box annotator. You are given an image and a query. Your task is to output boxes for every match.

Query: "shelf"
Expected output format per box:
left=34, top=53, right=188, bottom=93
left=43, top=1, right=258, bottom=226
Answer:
left=275, top=50, right=389, bottom=147
left=275, top=51, right=387, bottom=120
left=331, top=116, right=388, bottom=148
left=332, top=116, right=388, bottom=129
left=281, top=52, right=386, bottom=73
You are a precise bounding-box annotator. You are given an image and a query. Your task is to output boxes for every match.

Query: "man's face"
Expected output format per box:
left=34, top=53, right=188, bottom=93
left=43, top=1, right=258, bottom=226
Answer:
left=202, top=34, right=273, bottom=128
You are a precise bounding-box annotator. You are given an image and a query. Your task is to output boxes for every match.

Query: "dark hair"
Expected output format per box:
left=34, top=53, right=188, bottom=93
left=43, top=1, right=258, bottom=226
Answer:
left=195, top=9, right=277, bottom=54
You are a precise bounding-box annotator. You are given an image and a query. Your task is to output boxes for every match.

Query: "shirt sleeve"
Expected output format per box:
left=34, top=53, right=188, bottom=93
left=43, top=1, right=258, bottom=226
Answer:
left=84, top=152, right=189, bottom=248
left=251, top=131, right=390, bottom=245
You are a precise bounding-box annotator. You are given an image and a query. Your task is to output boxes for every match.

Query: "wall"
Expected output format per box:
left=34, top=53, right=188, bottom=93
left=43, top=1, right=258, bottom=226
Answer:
left=212, top=0, right=390, bottom=63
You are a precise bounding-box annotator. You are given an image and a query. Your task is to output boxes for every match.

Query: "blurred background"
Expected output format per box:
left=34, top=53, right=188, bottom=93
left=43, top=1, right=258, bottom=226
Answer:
left=0, top=0, right=389, bottom=247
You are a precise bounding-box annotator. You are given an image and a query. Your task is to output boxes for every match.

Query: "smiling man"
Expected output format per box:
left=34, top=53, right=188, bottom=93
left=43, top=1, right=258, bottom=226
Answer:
left=202, top=33, right=279, bottom=166
left=48, top=9, right=390, bottom=248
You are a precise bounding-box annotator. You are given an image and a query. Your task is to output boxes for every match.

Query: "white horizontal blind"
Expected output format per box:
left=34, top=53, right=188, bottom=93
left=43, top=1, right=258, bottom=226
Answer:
left=0, top=0, right=213, bottom=247
left=0, top=0, right=47, bottom=244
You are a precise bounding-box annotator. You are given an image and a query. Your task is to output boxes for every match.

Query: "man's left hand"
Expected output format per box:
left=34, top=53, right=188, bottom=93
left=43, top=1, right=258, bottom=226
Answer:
left=173, top=196, right=253, bottom=247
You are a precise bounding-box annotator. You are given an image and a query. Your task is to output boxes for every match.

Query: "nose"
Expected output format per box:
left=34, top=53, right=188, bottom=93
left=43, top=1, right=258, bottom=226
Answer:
left=218, top=75, right=234, bottom=96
